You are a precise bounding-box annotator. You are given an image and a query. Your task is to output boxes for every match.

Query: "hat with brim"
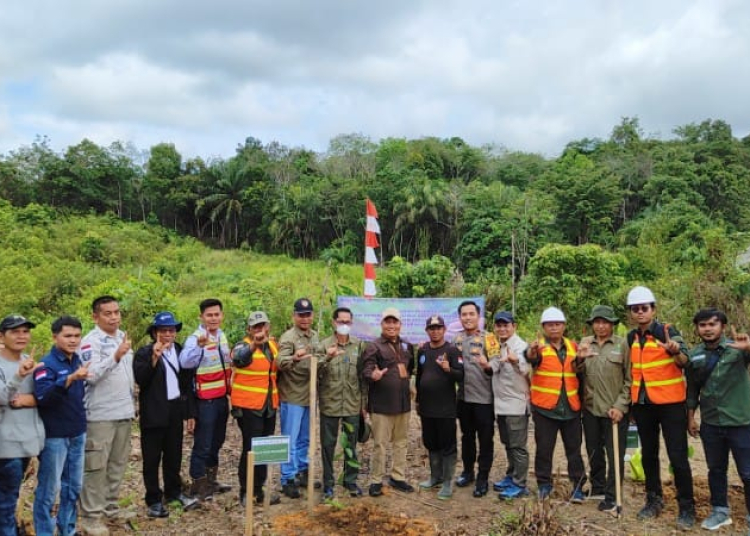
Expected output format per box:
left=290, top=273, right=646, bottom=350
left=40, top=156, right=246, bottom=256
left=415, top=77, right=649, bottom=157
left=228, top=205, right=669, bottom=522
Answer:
left=147, top=311, right=183, bottom=336
left=586, top=305, right=619, bottom=325
left=0, top=315, right=36, bottom=331
left=381, top=307, right=401, bottom=321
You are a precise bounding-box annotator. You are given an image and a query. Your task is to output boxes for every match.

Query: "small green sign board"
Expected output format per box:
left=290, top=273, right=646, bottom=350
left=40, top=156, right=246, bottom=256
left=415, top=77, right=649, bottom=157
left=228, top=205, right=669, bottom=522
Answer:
left=626, top=424, right=640, bottom=450
left=251, top=436, right=290, bottom=465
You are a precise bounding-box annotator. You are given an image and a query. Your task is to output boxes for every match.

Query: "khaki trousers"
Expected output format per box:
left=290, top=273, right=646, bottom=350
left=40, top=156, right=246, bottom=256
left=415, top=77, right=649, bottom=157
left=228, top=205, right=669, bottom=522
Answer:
left=80, top=419, right=132, bottom=519
left=370, top=412, right=410, bottom=484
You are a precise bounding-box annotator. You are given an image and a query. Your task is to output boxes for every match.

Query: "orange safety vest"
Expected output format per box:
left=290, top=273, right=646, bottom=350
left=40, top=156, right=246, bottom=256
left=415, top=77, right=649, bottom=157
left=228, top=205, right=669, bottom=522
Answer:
left=231, top=339, right=279, bottom=410
left=630, top=328, right=686, bottom=404
left=194, top=330, right=231, bottom=400
left=530, top=337, right=581, bottom=411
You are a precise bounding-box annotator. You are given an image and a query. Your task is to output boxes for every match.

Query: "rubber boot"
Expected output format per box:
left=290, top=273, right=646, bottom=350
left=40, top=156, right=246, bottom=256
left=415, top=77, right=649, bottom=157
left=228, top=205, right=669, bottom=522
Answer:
left=207, top=466, right=232, bottom=494
left=438, top=453, right=457, bottom=500
left=190, top=476, right=212, bottom=501
left=419, top=451, right=444, bottom=489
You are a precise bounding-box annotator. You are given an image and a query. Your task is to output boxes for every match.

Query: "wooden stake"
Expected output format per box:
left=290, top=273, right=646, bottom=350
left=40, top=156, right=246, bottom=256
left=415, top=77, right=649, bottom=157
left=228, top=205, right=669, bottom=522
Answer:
left=613, top=421, right=622, bottom=518
left=308, top=351, right=319, bottom=512
left=245, top=450, right=255, bottom=536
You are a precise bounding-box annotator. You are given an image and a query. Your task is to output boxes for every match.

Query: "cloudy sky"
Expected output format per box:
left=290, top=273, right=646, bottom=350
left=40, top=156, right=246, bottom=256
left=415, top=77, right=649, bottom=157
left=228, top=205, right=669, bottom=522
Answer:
left=1, top=0, right=748, bottom=159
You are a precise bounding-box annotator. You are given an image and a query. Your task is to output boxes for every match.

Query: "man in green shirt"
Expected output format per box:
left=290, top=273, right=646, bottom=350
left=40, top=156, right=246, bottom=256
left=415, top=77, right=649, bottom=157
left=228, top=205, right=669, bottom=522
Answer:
left=687, top=308, right=750, bottom=533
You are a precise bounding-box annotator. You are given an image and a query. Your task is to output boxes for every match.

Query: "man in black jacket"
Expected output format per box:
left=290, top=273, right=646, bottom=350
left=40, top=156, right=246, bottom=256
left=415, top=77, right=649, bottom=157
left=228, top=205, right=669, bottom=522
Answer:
left=133, top=312, right=198, bottom=518
left=361, top=307, right=415, bottom=497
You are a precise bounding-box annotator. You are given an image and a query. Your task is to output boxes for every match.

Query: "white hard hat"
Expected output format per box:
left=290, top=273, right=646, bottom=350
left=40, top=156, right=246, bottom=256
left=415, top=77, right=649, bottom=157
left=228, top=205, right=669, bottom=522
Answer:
left=540, top=307, right=566, bottom=323
left=626, top=286, right=656, bottom=306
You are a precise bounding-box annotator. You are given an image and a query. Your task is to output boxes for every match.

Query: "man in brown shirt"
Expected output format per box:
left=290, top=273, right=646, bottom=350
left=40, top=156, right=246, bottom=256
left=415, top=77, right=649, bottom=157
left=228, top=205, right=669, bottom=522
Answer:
left=361, top=307, right=415, bottom=497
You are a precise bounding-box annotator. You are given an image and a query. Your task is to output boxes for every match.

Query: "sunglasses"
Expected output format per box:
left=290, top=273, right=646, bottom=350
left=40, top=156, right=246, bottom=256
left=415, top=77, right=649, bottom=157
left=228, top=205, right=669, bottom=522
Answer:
left=629, top=304, right=651, bottom=313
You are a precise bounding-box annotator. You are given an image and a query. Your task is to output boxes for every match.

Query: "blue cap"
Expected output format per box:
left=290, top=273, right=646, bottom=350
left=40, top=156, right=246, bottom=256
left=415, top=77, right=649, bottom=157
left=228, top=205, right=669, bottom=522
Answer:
left=148, top=311, right=183, bottom=334
left=494, top=311, right=515, bottom=323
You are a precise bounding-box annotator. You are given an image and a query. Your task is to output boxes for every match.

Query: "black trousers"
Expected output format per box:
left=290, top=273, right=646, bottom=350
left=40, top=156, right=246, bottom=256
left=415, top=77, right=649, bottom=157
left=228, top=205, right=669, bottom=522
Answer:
left=632, top=402, right=694, bottom=511
left=320, top=414, right=359, bottom=488
left=456, top=401, right=494, bottom=481
left=582, top=410, right=628, bottom=502
left=140, top=400, right=184, bottom=506
left=532, top=410, right=585, bottom=487
left=421, top=416, right=457, bottom=456
left=236, top=410, right=276, bottom=498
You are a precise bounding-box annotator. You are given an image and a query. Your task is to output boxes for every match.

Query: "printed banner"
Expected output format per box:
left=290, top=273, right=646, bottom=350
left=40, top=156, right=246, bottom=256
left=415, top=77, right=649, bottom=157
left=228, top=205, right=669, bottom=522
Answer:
left=336, top=296, right=485, bottom=344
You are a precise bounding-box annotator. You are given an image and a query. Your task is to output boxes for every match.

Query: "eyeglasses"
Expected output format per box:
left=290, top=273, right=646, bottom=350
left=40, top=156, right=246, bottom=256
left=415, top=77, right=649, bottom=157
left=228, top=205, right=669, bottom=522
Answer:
left=629, top=304, right=651, bottom=313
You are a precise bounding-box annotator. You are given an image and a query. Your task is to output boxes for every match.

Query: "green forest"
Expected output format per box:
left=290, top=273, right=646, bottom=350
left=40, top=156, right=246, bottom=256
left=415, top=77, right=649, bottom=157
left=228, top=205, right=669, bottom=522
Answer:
left=2, top=116, right=750, bottom=342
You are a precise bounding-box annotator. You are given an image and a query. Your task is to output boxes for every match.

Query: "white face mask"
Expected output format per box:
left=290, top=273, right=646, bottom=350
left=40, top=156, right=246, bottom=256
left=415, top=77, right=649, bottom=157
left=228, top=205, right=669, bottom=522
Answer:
left=335, top=324, right=351, bottom=336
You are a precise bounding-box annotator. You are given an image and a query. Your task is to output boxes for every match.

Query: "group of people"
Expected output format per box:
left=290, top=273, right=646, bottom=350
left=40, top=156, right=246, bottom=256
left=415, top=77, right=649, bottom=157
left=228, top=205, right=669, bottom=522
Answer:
left=1, top=286, right=750, bottom=535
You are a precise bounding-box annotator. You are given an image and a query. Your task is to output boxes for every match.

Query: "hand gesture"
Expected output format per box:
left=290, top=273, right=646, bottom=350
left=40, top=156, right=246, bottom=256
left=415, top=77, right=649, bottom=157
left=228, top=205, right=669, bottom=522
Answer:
left=196, top=333, right=210, bottom=347
left=527, top=336, right=541, bottom=360
left=437, top=355, right=450, bottom=372
left=18, top=356, right=37, bottom=377
left=115, top=333, right=132, bottom=362
left=67, top=361, right=92, bottom=386
left=371, top=367, right=388, bottom=381
left=727, top=326, right=750, bottom=352
left=152, top=341, right=168, bottom=364
left=657, top=328, right=680, bottom=356
left=326, top=345, right=341, bottom=359
left=506, top=350, right=519, bottom=365
left=293, top=347, right=312, bottom=362
left=578, top=340, right=597, bottom=359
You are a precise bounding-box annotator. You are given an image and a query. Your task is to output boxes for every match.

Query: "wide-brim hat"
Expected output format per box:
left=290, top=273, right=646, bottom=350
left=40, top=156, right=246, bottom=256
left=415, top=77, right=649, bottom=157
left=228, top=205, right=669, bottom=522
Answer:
left=586, top=305, right=619, bottom=325
left=147, top=311, right=183, bottom=335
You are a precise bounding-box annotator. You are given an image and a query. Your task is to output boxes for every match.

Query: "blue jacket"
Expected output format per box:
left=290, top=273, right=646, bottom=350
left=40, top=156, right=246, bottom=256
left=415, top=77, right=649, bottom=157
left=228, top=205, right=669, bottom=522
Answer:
left=34, top=346, right=87, bottom=438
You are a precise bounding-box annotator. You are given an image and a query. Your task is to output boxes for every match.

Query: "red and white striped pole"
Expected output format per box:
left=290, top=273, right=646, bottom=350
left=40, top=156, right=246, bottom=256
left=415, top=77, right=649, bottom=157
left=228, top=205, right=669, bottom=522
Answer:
left=364, top=198, right=380, bottom=297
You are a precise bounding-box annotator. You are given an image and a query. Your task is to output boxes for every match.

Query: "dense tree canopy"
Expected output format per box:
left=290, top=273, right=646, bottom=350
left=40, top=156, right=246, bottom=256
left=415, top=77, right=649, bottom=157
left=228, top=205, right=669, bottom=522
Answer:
left=3, top=117, right=750, bottom=334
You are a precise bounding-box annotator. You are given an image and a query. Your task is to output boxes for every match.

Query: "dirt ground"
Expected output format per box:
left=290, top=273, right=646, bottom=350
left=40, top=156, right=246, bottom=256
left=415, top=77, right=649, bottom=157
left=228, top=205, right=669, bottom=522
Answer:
left=16, top=412, right=748, bottom=536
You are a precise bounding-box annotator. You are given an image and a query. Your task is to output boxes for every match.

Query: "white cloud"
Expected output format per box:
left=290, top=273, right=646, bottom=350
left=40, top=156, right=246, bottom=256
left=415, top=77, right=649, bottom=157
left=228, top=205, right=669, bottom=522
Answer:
left=1, top=0, right=749, bottom=159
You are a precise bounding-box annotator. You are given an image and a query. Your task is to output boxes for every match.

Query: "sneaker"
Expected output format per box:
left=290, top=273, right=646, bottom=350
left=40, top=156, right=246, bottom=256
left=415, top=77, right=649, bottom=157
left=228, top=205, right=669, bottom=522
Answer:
left=147, top=503, right=169, bottom=518
left=368, top=483, right=383, bottom=497
left=167, top=493, right=199, bottom=511
left=455, top=472, right=475, bottom=487
left=676, top=509, right=695, bottom=530
left=701, top=508, right=732, bottom=531
left=499, top=483, right=530, bottom=500
left=493, top=476, right=513, bottom=492
left=345, top=483, right=363, bottom=497
left=538, top=484, right=553, bottom=500
left=472, top=480, right=489, bottom=498
left=637, top=496, right=663, bottom=520
left=388, top=477, right=415, bottom=493
left=598, top=499, right=617, bottom=513
left=323, top=487, right=334, bottom=500
left=570, top=487, right=585, bottom=504
left=282, top=482, right=301, bottom=499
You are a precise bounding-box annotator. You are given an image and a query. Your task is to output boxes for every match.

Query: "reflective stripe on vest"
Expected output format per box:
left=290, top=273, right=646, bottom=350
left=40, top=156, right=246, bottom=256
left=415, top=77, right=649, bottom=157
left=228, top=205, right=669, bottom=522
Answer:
left=530, top=337, right=580, bottom=411
left=194, top=330, right=231, bottom=400
left=230, top=339, right=279, bottom=410
left=630, top=334, right=686, bottom=404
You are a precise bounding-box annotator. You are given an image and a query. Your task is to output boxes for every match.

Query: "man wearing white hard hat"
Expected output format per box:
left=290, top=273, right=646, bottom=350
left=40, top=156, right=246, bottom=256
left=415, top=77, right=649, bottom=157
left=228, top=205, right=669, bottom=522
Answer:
left=625, top=286, right=695, bottom=529
left=525, top=307, right=586, bottom=503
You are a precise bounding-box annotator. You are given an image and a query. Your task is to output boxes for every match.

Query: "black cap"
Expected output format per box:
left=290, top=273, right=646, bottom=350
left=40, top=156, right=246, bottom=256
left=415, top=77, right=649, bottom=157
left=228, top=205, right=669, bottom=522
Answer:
left=425, top=315, right=446, bottom=328
left=494, top=311, right=515, bottom=323
left=0, top=314, right=36, bottom=331
left=293, top=298, right=314, bottom=314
